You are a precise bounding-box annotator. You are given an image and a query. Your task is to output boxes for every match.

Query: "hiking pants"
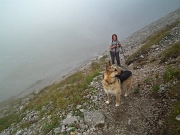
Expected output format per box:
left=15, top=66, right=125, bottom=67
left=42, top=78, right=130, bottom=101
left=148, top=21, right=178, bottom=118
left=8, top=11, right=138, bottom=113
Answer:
left=110, top=51, right=120, bottom=66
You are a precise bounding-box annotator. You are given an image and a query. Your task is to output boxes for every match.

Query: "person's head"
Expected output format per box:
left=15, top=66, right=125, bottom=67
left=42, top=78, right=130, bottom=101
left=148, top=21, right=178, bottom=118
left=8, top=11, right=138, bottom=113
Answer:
left=112, top=34, right=117, bottom=41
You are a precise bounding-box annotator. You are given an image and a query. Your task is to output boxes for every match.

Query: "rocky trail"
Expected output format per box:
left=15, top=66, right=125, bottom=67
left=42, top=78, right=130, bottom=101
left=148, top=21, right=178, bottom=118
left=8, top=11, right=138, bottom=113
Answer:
left=88, top=23, right=180, bottom=134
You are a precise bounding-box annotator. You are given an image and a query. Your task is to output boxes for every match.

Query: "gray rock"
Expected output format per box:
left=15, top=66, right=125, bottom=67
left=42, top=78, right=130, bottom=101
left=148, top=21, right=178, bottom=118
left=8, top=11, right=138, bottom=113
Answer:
left=128, top=119, right=131, bottom=125
left=84, top=110, right=105, bottom=128
left=128, top=63, right=134, bottom=68
left=140, top=55, right=144, bottom=58
left=54, top=127, right=61, bottom=134
left=150, top=45, right=159, bottom=49
left=60, top=125, right=67, bottom=133
left=80, top=109, right=85, bottom=113
left=67, top=127, right=75, bottom=132
left=19, top=106, right=24, bottom=111
left=76, top=105, right=82, bottom=110
left=22, top=111, right=39, bottom=123
left=62, top=113, right=78, bottom=125
left=176, top=115, right=180, bottom=121
left=16, top=130, right=23, bottom=135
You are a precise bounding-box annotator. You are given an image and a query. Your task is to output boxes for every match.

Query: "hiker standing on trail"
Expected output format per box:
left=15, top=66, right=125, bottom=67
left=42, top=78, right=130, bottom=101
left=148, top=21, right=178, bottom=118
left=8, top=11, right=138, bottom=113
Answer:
left=109, top=34, right=122, bottom=66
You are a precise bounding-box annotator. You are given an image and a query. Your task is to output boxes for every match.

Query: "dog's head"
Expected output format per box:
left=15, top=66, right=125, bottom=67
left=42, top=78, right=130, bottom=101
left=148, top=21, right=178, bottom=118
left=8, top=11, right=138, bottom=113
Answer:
left=105, top=61, right=123, bottom=77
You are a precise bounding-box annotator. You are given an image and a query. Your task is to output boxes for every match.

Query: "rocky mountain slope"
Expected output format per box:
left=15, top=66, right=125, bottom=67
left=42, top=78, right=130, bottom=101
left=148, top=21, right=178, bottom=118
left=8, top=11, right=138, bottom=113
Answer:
left=122, top=8, right=180, bottom=47
left=0, top=8, right=180, bottom=135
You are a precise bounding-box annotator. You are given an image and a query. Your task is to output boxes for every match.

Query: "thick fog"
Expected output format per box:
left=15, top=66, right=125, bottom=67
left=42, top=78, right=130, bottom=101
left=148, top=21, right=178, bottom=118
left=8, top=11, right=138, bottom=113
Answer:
left=0, top=0, right=180, bottom=102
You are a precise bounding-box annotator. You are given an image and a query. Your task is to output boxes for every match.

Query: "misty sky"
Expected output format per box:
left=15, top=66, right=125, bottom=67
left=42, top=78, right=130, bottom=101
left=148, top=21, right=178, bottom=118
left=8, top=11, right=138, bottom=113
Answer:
left=1, top=0, right=180, bottom=53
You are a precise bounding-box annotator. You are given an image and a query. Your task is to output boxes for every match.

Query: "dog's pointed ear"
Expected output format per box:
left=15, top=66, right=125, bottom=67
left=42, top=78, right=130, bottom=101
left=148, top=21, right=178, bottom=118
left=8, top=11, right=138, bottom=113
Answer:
left=106, top=61, right=111, bottom=70
left=106, top=61, right=111, bottom=66
left=106, top=62, right=109, bottom=70
left=108, top=60, right=112, bottom=66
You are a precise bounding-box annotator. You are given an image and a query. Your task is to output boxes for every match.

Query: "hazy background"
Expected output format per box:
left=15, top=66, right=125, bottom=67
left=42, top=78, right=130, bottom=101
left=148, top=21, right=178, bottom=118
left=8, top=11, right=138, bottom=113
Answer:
left=0, top=0, right=180, bottom=102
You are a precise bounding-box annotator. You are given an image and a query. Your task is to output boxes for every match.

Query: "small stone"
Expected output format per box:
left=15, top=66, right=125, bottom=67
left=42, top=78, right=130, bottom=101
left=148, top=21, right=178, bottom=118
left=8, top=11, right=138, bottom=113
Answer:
left=54, top=127, right=61, bottom=134
left=128, top=119, right=131, bottom=125
left=140, top=55, right=144, bottom=58
left=176, top=115, right=180, bottom=121
left=150, top=45, right=158, bottom=49
left=62, top=114, right=78, bottom=125
left=158, top=120, right=163, bottom=126
left=76, top=105, right=82, bottom=110
left=67, top=127, right=75, bottom=132
left=80, top=109, right=85, bottom=113
left=16, top=130, right=23, bottom=135
left=70, top=132, right=76, bottom=135
left=128, top=63, right=134, bottom=68
left=19, top=106, right=24, bottom=111
left=61, top=125, right=66, bottom=132
left=155, top=48, right=159, bottom=51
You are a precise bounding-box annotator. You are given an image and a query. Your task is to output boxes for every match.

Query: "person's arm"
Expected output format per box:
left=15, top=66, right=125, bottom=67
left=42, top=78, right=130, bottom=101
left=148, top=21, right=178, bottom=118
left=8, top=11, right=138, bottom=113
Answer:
left=110, top=44, right=117, bottom=49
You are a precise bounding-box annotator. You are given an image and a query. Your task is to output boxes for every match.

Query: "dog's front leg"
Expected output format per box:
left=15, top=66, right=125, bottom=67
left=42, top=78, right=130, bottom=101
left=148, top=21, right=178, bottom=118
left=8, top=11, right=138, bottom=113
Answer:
left=115, top=92, right=121, bottom=107
left=106, top=93, right=111, bottom=104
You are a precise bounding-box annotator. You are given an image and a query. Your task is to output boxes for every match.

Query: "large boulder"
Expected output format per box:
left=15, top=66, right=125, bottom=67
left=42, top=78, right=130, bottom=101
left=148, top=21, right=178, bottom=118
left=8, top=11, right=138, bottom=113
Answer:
left=84, top=110, right=105, bottom=128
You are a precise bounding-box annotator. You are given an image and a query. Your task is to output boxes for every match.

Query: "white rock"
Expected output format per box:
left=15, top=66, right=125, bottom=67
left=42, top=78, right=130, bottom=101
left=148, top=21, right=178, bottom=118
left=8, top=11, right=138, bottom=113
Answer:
left=155, top=48, right=159, bottom=51
left=76, top=105, right=82, bottom=110
left=19, top=106, right=24, bottom=111
left=80, top=109, right=85, bottom=113
left=140, top=55, right=144, bottom=58
left=128, top=119, right=131, bottom=125
left=16, top=130, right=23, bottom=135
left=176, top=115, right=180, bottom=121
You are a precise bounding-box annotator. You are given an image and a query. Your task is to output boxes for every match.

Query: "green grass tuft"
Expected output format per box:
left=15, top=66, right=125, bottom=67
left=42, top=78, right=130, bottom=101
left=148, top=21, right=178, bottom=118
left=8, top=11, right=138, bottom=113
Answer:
left=144, top=77, right=153, bottom=83
left=134, top=88, right=140, bottom=94
left=163, top=65, right=180, bottom=82
left=152, top=85, right=160, bottom=92
left=160, top=41, right=180, bottom=63
left=0, top=114, right=19, bottom=131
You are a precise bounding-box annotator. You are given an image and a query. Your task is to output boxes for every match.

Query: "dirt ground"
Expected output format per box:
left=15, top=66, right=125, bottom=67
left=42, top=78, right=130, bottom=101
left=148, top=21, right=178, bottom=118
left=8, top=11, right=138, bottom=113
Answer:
left=92, top=48, right=176, bottom=135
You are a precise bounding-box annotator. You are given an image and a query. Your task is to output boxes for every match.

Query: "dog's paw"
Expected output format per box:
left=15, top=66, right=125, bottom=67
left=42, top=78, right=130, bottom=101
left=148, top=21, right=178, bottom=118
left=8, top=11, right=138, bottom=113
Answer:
left=115, top=103, right=120, bottom=107
left=105, top=101, right=110, bottom=104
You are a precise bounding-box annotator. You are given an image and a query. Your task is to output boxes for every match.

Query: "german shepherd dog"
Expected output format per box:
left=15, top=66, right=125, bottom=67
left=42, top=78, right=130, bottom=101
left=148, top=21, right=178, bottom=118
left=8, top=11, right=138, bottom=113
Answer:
left=102, top=61, right=133, bottom=106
